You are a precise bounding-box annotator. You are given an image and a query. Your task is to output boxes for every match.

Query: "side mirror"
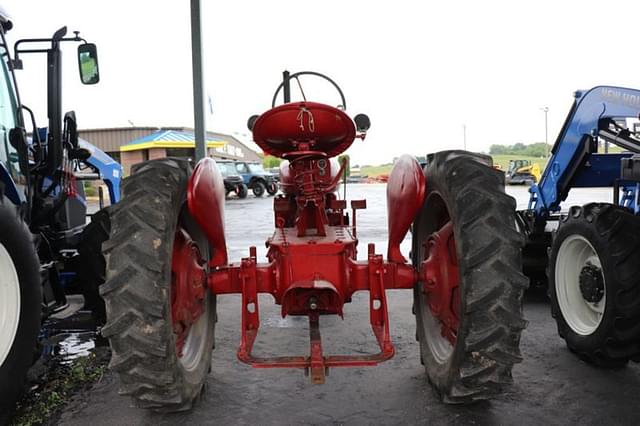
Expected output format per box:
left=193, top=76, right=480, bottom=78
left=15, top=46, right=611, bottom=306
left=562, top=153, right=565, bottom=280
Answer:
left=354, top=114, right=371, bottom=132
left=78, top=43, right=99, bottom=85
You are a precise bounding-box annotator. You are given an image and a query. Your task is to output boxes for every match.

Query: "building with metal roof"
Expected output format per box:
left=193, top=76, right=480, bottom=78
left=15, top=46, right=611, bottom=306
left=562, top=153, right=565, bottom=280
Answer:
left=119, top=129, right=224, bottom=152
left=78, top=126, right=261, bottom=175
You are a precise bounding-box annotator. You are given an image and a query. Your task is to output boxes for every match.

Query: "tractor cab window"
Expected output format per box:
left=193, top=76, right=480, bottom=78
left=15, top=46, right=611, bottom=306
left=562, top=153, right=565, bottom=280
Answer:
left=0, top=30, right=19, bottom=182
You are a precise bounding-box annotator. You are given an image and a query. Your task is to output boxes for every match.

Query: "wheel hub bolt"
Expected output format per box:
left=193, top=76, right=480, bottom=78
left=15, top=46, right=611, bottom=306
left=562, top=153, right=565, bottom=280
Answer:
left=579, top=263, right=605, bottom=303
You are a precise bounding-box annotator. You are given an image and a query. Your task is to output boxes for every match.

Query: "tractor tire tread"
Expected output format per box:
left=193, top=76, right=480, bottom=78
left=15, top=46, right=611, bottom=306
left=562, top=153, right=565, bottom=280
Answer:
left=101, top=157, right=214, bottom=410
left=0, top=198, right=42, bottom=415
left=413, top=150, right=527, bottom=404
left=549, top=202, right=640, bottom=367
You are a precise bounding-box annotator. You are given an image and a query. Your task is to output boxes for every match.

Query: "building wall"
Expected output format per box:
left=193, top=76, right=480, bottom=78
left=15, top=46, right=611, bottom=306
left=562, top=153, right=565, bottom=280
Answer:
left=121, top=150, right=146, bottom=175
left=148, top=148, right=166, bottom=160
left=78, top=127, right=261, bottom=165
left=79, top=127, right=160, bottom=153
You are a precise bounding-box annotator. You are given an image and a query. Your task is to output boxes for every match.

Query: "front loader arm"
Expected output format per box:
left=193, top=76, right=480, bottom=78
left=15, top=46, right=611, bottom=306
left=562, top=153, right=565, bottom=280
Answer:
left=529, top=86, right=640, bottom=216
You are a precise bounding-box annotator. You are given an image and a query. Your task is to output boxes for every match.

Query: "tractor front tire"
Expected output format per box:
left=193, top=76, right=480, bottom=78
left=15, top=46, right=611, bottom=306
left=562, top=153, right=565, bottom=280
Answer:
left=101, top=158, right=216, bottom=412
left=0, top=199, right=41, bottom=415
left=75, top=207, right=111, bottom=324
left=412, top=150, right=528, bottom=403
left=549, top=203, right=640, bottom=367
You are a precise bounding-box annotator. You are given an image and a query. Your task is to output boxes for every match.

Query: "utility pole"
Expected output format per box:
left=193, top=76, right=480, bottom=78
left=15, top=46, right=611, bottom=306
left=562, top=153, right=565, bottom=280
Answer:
left=191, top=0, right=207, bottom=161
left=463, top=124, right=467, bottom=151
left=541, top=106, right=549, bottom=157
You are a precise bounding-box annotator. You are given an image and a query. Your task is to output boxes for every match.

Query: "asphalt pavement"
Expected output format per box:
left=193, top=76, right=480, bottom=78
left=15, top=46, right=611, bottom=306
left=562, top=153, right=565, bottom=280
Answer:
left=59, top=184, right=640, bottom=425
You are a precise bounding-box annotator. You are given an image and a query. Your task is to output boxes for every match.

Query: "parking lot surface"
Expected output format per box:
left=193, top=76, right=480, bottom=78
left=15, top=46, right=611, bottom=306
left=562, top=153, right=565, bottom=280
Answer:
left=59, top=184, right=640, bottom=425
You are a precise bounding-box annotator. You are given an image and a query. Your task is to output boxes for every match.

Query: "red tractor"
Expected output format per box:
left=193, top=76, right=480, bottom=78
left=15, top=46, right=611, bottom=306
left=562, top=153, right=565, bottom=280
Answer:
left=101, top=71, right=527, bottom=411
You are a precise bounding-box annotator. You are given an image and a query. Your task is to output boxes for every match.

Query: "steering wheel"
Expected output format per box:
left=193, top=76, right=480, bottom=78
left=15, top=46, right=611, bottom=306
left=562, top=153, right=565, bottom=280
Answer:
left=271, top=71, right=347, bottom=109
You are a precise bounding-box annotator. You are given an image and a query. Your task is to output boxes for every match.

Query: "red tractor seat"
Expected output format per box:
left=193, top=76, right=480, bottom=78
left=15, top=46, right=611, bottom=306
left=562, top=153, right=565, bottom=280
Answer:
left=252, top=101, right=356, bottom=158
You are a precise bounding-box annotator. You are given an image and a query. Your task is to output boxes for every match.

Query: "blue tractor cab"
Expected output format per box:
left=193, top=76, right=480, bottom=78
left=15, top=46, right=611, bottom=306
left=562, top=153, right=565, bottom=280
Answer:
left=0, top=17, right=120, bottom=412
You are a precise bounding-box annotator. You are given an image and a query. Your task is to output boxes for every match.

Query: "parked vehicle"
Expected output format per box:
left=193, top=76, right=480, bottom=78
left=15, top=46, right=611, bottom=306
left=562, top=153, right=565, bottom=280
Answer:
left=519, top=86, right=640, bottom=366
left=505, top=159, right=541, bottom=184
left=0, top=16, right=119, bottom=412
left=102, top=70, right=525, bottom=412
left=216, top=161, right=248, bottom=198
left=232, top=161, right=278, bottom=196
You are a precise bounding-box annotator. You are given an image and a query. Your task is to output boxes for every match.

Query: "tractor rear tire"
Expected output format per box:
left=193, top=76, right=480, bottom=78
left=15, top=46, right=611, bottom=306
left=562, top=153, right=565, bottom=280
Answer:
left=412, top=150, right=528, bottom=403
left=75, top=207, right=110, bottom=324
left=237, top=183, right=248, bottom=199
left=100, top=158, right=216, bottom=412
left=549, top=203, right=640, bottom=367
left=252, top=181, right=266, bottom=197
left=0, top=199, right=41, bottom=415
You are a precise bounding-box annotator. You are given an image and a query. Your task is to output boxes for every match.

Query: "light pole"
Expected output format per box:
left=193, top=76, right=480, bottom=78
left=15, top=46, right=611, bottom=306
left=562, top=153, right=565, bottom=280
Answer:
left=191, top=0, right=207, bottom=161
left=463, top=124, right=467, bottom=151
left=540, top=107, right=549, bottom=157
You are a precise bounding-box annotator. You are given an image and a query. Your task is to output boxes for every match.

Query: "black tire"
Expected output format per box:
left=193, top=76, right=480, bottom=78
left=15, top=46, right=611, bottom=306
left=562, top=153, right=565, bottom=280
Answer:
left=75, top=207, right=110, bottom=324
left=0, top=199, right=41, bottom=414
left=549, top=203, right=640, bottom=367
left=411, top=150, right=528, bottom=403
left=100, top=158, right=216, bottom=412
left=517, top=214, right=551, bottom=290
left=266, top=181, right=278, bottom=196
left=237, top=183, right=248, bottom=199
left=252, top=181, right=266, bottom=197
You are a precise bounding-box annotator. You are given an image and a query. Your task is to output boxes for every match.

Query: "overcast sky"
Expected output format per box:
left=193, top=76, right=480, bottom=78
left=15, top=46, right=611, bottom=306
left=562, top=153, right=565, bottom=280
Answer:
left=3, top=0, right=640, bottom=165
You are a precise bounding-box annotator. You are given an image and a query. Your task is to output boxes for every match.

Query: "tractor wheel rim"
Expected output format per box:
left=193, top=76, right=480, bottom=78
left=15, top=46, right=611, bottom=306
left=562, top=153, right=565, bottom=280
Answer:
left=171, top=227, right=208, bottom=372
left=419, top=298, right=455, bottom=364
left=180, top=294, right=211, bottom=372
left=0, top=242, right=20, bottom=366
left=420, top=193, right=460, bottom=364
left=555, top=234, right=605, bottom=335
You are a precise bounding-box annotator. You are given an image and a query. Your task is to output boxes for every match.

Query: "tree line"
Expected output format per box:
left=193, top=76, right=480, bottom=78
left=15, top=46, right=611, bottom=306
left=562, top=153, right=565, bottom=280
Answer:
left=489, top=142, right=550, bottom=157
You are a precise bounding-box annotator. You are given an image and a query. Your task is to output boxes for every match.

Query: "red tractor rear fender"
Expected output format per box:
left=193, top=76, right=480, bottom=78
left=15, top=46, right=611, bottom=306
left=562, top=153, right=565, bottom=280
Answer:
left=386, top=155, right=426, bottom=263
left=187, top=157, right=228, bottom=267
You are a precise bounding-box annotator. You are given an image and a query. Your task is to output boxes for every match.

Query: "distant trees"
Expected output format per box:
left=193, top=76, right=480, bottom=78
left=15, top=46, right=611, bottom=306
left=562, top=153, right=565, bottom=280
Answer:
left=489, top=142, right=549, bottom=157
left=262, top=155, right=281, bottom=169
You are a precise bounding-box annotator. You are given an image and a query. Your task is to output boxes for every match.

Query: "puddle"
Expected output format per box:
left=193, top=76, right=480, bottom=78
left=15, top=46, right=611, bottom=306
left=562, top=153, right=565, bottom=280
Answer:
left=40, top=330, right=98, bottom=364
left=39, top=309, right=107, bottom=364
left=9, top=310, right=111, bottom=425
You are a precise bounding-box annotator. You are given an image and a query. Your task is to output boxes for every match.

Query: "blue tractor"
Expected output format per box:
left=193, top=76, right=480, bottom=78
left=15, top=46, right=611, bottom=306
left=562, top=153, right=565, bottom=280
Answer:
left=519, top=86, right=640, bottom=367
left=0, top=13, right=120, bottom=414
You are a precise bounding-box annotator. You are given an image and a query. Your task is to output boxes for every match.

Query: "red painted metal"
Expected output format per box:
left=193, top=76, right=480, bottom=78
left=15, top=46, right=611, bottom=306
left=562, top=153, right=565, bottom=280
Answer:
left=182, top=86, right=429, bottom=381
left=252, top=101, right=356, bottom=158
left=223, top=241, right=404, bottom=376
left=187, top=157, right=228, bottom=267
left=171, top=227, right=207, bottom=357
left=209, top=232, right=416, bottom=377
left=386, top=154, right=426, bottom=263
left=279, top=157, right=342, bottom=196
left=421, top=221, right=460, bottom=345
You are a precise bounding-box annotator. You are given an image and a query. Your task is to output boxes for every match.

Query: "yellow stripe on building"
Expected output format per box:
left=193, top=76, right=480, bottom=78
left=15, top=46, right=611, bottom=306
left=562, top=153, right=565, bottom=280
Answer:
left=120, top=140, right=225, bottom=152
